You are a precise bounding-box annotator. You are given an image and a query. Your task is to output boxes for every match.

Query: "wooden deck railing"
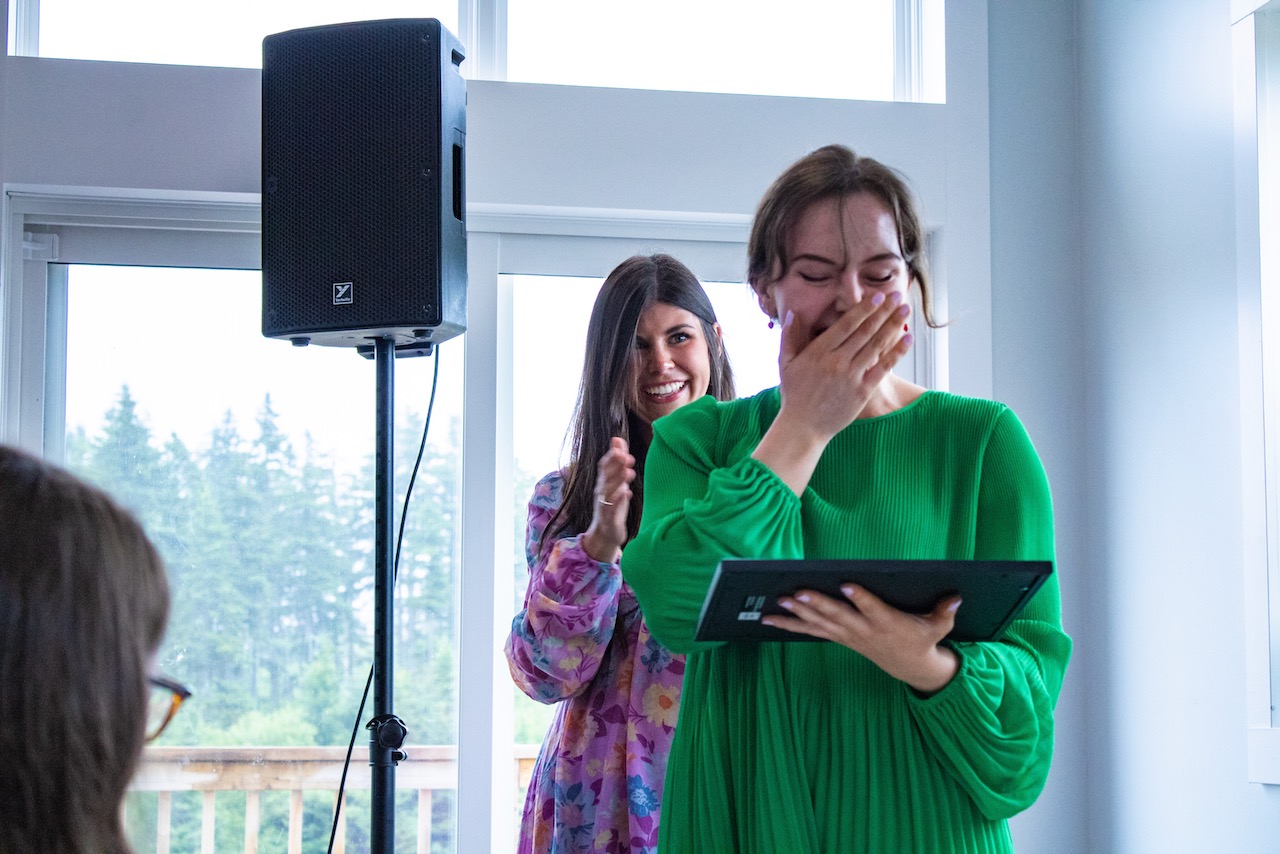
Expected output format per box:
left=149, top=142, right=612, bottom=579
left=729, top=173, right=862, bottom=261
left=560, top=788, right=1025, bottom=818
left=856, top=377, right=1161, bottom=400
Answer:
left=128, top=745, right=539, bottom=854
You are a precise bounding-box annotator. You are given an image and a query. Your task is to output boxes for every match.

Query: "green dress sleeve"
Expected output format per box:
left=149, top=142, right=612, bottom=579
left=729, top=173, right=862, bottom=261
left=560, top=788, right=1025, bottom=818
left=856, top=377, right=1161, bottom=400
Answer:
left=623, top=395, right=803, bottom=654
left=906, top=406, right=1074, bottom=820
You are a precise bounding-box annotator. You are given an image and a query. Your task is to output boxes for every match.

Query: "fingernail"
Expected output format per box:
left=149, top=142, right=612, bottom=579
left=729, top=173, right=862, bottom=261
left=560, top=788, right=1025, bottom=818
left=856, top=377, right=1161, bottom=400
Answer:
left=870, top=292, right=885, bottom=306
left=902, top=333, right=914, bottom=347
left=795, top=593, right=812, bottom=603
left=778, top=599, right=795, bottom=610
left=948, top=600, right=962, bottom=612
left=896, top=303, right=910, bottom=316
left=889, top=291, right=903, bottom=306
left=840, top=584, right=855, bottom=597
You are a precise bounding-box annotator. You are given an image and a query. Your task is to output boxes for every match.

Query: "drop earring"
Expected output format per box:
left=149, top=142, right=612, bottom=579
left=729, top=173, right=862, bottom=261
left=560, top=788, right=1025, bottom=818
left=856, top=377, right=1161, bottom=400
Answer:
left=768, top=318, right=776, bottom=330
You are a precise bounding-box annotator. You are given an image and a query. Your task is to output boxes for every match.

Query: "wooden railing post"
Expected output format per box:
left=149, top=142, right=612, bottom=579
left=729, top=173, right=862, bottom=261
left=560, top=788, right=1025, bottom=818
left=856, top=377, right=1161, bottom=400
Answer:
left=245, top=790, right=260, bottom=854
left=418, top=788, right=433, bottom=854
left=332, top=790, right=347, bottom=854
left=156, top=791, right=172, bottom=854
left=288, top=789, right=303, bottom=854
left=201, top=791, right=216, bottom=853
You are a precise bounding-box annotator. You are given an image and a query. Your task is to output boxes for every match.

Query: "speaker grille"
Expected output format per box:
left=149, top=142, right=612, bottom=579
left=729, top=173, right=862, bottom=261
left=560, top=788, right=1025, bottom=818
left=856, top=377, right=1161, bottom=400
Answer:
left=263, top=19, right=465, bottom=346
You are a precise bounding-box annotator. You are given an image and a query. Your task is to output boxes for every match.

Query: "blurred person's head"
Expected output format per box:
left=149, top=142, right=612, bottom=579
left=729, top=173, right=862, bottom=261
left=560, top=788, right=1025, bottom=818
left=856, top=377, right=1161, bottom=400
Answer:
left=0, top=445, right=171, bottom=854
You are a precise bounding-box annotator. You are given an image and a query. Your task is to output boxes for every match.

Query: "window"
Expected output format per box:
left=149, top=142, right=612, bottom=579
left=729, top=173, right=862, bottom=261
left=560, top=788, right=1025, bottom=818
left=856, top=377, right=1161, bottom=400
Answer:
left=506, top=0, right=944, bottom=102
left=10, top=0, right=457, bottom=67
left=6, top=195, right=871, bottom=849
left=507, top=0, right=896, bottom=100
left=8, top=0, right=944, bottom=103
left=0, top=189, right=469, bottom=847
left=6, top=171, right=948, bottom=846
left=1237, top=0, right=1280, bottom=783
left=56, top=264, right=463, bottom=850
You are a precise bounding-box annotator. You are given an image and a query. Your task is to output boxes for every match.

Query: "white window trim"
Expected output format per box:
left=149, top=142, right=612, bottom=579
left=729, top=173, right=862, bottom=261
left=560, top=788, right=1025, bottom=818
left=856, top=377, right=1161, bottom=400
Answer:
left=1235, top=1, right=1280, bottom=784
left=0, top=185, right=262, bottom=453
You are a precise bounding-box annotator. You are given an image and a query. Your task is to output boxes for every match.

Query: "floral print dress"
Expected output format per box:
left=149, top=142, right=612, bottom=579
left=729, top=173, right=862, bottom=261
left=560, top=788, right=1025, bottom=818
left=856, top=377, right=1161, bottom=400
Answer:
left=505, top=471, right=684, bottom=854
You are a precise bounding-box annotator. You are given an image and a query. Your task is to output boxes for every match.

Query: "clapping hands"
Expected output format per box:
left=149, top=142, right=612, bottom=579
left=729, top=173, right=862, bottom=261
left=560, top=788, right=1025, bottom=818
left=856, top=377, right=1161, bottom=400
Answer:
left=579, top=437, right=636, bottom=563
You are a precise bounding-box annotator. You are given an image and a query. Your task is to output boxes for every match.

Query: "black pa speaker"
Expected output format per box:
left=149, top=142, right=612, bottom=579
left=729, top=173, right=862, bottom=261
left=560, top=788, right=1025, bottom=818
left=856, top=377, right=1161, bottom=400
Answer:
left=262, top=19, right=467, bottom=350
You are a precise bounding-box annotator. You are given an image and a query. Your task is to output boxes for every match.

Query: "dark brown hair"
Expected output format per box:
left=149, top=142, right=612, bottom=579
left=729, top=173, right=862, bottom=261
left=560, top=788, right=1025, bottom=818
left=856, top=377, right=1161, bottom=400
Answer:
left=747, top=144, right=941, bottom=327
left=545, top=254, right=736, bottom=547
left=0, top=446, right=170, bottom=854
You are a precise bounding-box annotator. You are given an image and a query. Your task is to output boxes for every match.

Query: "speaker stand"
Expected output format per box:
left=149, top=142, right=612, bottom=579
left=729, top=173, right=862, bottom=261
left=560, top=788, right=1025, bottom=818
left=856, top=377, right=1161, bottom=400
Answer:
left=367, top=335, right=409, bottom=853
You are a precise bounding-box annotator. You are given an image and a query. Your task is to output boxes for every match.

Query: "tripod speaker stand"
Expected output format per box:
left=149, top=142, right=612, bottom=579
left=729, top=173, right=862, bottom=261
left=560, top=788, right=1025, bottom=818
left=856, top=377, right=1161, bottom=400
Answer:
left=261, top=18, right=467, bottom=851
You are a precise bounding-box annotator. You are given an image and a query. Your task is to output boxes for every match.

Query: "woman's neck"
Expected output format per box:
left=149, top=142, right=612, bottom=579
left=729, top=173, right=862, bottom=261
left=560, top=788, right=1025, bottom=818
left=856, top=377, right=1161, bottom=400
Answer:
left=859, top=374, right=927, bottom=419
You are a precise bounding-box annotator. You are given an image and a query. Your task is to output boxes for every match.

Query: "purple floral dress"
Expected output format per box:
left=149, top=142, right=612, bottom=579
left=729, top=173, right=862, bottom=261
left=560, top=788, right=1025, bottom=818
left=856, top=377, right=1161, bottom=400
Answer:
left=505, top=471, right=684, bottom=854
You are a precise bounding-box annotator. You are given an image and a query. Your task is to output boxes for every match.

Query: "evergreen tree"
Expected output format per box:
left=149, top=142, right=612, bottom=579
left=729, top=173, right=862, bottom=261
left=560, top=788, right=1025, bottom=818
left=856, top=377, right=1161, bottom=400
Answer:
left=389, top=412, right=461, bottom=746
left=63, top=383, right=469, bottom=850
left=82, top=385, right=165, bottom=523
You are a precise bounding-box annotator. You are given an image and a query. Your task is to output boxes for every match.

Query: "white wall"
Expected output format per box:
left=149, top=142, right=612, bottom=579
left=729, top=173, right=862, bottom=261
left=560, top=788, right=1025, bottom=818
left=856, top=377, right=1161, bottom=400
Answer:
left=987, top=5, right=1087, bottom=850
left=989, top=1, right=1280, bottom=850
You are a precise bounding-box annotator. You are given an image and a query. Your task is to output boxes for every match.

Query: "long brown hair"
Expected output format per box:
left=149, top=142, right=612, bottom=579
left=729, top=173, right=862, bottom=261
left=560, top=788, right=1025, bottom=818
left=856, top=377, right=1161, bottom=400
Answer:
left=0, top=446, right=170, bottom=854
left=747, top=144, right=942, bottom=328
left=544, top=254, right=736, bottom=548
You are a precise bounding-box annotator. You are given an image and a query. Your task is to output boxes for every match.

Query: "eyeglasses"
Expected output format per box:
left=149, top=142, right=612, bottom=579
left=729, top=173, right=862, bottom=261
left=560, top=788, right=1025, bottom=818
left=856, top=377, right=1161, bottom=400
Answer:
left=146, top=675, right=192, bottom=742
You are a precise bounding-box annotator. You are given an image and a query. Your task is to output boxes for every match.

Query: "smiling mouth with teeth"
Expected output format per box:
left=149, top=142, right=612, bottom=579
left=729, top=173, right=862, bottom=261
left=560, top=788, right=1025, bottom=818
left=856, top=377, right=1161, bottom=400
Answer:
left=646, top=381, right=687, bottom=396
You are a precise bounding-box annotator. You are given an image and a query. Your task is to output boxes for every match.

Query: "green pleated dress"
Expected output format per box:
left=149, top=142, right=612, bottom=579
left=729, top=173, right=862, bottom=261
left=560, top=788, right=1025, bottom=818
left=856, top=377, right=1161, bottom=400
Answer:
left=622, top=389, right=1072, bottom=854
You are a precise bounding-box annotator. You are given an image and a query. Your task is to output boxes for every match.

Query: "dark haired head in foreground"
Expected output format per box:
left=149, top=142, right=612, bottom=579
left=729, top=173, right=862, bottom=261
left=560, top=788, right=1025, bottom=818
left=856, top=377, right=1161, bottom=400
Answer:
left=0, top=445, right=170, bottom=854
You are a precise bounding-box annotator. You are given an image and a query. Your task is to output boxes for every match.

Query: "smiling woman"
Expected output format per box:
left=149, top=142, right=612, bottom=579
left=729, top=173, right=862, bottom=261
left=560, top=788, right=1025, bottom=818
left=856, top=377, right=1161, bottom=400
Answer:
left=623, top=145, right=1071, bottom=853
left=504, top=254, right=736, bottom=854
left=628, top=302, right=721, bottom=435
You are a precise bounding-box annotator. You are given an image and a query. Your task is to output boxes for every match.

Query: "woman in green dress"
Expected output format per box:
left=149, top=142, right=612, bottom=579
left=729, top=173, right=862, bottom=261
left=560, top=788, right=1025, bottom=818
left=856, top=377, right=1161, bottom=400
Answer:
left=622, top=144, right=1071, bottom=853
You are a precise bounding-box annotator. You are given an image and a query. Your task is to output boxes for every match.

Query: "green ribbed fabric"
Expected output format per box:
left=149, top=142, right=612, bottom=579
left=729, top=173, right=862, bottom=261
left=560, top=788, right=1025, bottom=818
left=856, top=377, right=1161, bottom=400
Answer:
left=622, top=389, right=1071, bottom=854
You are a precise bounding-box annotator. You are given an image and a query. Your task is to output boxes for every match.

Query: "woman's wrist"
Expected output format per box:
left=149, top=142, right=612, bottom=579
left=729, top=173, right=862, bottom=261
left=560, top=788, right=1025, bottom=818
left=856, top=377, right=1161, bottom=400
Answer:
left=579, top=528, right=621, bottom=564
left=907, top=646, right=960, bottom=696
left=751, top=412, right=829, bottom=497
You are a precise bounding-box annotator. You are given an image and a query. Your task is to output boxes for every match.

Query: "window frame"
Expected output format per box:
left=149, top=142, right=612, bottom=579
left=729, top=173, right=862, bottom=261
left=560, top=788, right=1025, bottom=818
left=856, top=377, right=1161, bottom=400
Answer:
left=1, top=187, right=263, bottom=454
left=1, top=7, right=986, bottom=849
left=9, top=0, right=939, bottom=102
left=1, top=188, right=941, bottom=846
left=1235, top=0, right=1280, bottom=785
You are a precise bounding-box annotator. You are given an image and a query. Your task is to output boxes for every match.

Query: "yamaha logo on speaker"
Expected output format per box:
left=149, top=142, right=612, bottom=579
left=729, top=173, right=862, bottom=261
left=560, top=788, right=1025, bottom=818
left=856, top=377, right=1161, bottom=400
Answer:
left=333, top=283, right=353, bottom=305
